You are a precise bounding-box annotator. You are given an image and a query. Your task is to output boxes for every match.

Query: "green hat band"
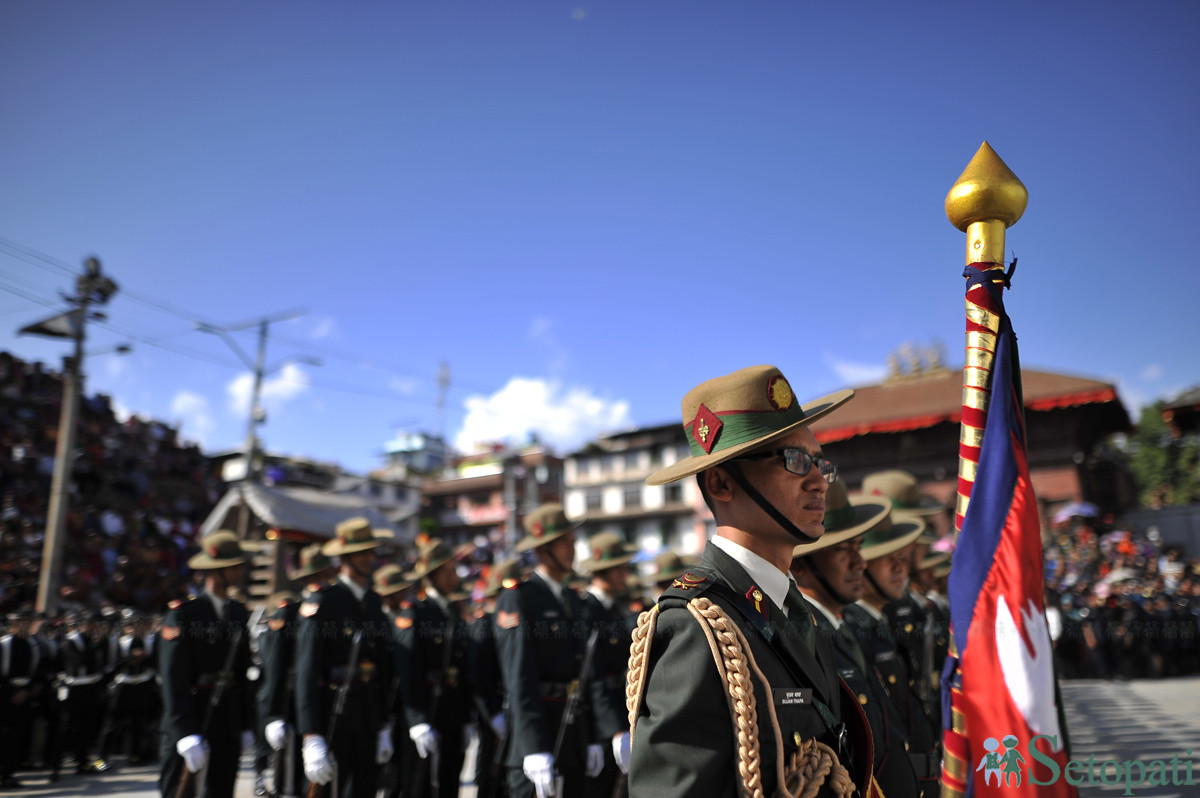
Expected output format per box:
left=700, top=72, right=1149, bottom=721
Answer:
left=823, top=501, right=856, bottom=531
left=685, top=402, right=805, bottom=457
left=861, top=524, right=903, bottom=548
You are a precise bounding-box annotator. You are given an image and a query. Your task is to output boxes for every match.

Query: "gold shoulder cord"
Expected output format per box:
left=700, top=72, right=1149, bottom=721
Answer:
left=626, top=598, right=856, bottom=798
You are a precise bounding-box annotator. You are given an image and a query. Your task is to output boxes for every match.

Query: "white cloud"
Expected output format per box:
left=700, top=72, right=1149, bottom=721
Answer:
left=822, top=353, right=887, bottom=387
left=227, top=362, right=311, bottom=416
left=1140, top=363, right=1164, bottom=381
left=455, top=377, right=631, bottom=454
left=389, top=376, right=420, bottom=396
left=311, top=317, right=338, bottom=340
left=110, top=397, right=134, bottom=423
left=171, top=390, right=215, bottom=444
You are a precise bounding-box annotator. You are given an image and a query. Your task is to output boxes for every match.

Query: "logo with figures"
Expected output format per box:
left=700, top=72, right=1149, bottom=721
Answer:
left=977, top=735, right=1026, bottom=787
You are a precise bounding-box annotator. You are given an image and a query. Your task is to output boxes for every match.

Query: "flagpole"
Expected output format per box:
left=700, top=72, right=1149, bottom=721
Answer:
left=945, top=142, right=1028, bottom=533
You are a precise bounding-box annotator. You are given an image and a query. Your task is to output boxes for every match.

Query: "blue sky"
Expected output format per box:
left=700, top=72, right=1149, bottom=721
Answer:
left=2, top=1, right=1197, bottom=474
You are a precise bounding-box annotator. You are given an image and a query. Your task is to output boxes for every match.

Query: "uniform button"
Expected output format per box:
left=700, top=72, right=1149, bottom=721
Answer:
left=904, top=624, right=913, bottom=633
left=888, top=675, right=897, bottom=684
left=905, top=742, right=910, bottom=751
left=858, top=693, right=868, bottom=705
left=793, top=732, right=802, bottom=747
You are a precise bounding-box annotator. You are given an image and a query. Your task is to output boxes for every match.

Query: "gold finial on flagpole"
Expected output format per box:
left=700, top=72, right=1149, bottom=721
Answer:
left=945, top=141, right=1028, bottom=265
left=947, top=142, right=1027, bottom=533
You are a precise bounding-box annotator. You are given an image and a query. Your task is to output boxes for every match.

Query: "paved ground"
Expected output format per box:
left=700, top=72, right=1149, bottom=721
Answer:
left=5, top=678, right=1198, bottom=796
left=1060, top=677, right=1200, bottom=798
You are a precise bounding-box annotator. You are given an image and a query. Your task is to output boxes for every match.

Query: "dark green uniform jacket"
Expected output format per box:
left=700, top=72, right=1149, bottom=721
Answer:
left=843, top=602, right=940, bottom=791
left=257, top=597, right=300, bottom=726
left=494, top=571, right=607, bottom=771
left=294, top=580, right=395, bottom=740
left=628, top=543, right=873, bottom=798
left=808, top=600, right=918, bottom=798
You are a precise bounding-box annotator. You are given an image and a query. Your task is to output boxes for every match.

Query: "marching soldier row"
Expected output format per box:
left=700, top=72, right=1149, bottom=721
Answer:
left=4, top=363, right=958, bottom=798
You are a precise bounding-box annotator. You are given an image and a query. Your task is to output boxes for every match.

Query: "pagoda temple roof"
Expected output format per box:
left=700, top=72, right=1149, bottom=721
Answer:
left=810, top=367, right=1129, bottom=443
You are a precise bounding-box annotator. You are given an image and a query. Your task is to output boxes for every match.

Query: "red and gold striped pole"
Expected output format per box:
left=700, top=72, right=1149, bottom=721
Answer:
left=939, top=143, right=1028, bottom=798
left=945, top=142, right=1028, bottom=533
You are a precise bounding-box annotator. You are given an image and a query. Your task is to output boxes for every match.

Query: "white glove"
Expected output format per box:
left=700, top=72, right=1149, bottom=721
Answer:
left=490, top=712, right=506, bottom=740
left=265, top=719, right=288, bottom=751
left=613, top=731, right=631, bottom=774
left=409, top=723, right=439, bottom=760
left=176, top=734, right=209, bottom=773
left=241, top=730, right=256, bottom=751
left=523, top=752, right=556, bottom=798
left=585, top=743, right=604, bottom=777
left=302, top=735, right=335, bottom=786
left=376, top=727, right=394, bottom=764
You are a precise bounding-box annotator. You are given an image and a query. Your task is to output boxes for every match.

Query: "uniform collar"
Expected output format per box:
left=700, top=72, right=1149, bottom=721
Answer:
left=853, top=599, right=885, bottom=623
left=339, top=573, right=368, bottom=603
left=534, top=567, right=567, bottom=605
left=205, top=590, right=227, bottom=619
left=803, top=593, right=843, bottom=630
left=711, top=535, right=790, bottom=615
left=587, top=584, right=614, bottom=611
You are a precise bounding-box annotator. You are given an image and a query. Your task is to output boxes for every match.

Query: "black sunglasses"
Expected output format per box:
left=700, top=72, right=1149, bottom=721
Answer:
left=732, top=447, right=838, bottom=484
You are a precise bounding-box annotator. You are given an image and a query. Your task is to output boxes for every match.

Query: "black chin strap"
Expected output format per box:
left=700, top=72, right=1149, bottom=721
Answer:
left=808, top=560, right=856, bottom=607
left=346, top=556, right=373, bottom=583
left=863, top=567, right=886, bottom=601
left=722, top=462, right=821, bottom=544
left=544, top=547, right=576, bottom=581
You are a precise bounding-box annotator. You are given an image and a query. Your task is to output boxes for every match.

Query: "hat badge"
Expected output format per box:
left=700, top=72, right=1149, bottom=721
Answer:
left=767, top=375, right=793, bottom=411
left=691, top=404, right=723, bottom=454
left=532, top=522, right=544, bottom=538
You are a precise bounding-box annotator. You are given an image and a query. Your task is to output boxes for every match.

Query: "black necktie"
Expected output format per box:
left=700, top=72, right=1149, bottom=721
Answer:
left=784, top=585, right=816, bottom=648
left=838, top=622, right=869, bottom=674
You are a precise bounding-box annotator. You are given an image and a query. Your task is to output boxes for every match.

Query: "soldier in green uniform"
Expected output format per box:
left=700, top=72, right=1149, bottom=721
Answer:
left=260, top=544, right=336, bottom=787
left=295, top=518, right=395, bottom=798
left=842, top=513, right=940, bottom=798
left=860, top=471, right=945, bottom=717
left=396, top=540, right=472, bottom=798
left=646, top=551, right=697, bottom=601
left=790, top=480, right=919, bottom=798
left=158, top=530, right=256, bottom=798
left=469, top=558, right=521, bottom=798
left=577, top=532, right=639, bottom=798
left=495, top=504, right=610, bottom=798
left=1, top=610, right=39, bottom=788
left=628, top=365, right=875, bottom=798
left=371, top=562, right=415, bottom=798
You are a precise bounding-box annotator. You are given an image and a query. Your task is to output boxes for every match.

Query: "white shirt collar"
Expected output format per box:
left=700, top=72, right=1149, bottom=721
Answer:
left=587, top=584, right=614, bottom=611
left=426, top=586, right=451, bottom=614
left=339, top=573, right=368, bottom=603
left=534, top=567, right=566, bottom=605
left=206, top=591, right=226, bottom=619
left=802, top=593, right=843, bottom=630
left=854, top=599, right=885, bottom=622
left=710, top=536, right=790, bottom=615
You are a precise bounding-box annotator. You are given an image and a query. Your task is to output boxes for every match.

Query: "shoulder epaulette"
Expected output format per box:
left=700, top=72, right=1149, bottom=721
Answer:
left=658, top=569, right=715, bottom=604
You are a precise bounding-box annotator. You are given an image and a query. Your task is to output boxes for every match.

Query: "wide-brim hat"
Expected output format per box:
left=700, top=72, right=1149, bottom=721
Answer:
left=647, top=365, right=854, bottom=486
left=792, top=479, right=890, bottom=558
left=514, top=503, right=578, bottom=553
left=321, top=517, right=387, bottom=557
left=374, top=564, right=414, bottom=597
left=578, top=532, right=638, bottom=575
left=648, top=550, right=700, bottom=586
left=408, top=540, right=457, bottom=581
left=290, top=543, right=335, bottom=581
left=933, top=561, right=953, bottom=580
left=917, top=551, right=951, bottom=572
left=482, top=558, right=524, bottom=598
left=188, top=531, right=252, bottom=570
left=858, top=512, right=927, bottom=561
left=861, top=470, right=945, bottom=517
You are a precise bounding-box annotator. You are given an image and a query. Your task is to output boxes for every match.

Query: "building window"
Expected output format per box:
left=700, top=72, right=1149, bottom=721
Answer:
left=664, top=483, right=682, bottom=504
left=586, top=489, right=602, bottom=512
left=624, top=451, right=640, bottom=471
left=623, top=485, right=642, bottom=510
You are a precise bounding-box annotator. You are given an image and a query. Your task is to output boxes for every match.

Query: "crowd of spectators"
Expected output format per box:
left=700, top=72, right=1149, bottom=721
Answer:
left=1045, top=517, right=1200, bottom=679
left=0, top=352, right=221, bottom=614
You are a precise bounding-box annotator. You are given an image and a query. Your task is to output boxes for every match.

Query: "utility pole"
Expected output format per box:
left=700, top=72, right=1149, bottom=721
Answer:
left=21, top=257, right=118, bottom=615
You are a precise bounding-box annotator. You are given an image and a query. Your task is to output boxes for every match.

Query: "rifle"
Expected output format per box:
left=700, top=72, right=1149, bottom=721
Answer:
left=176, top=621, right=244, bottom=798
left=376, top=672, right=402, bottom=798
left=472, top=693, right=506, bottom=798
left=426, top=613, right=458, bottom=798
left=551, top=628, right=600, bottom=769
left=307, top=628, right=363, bottom=798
